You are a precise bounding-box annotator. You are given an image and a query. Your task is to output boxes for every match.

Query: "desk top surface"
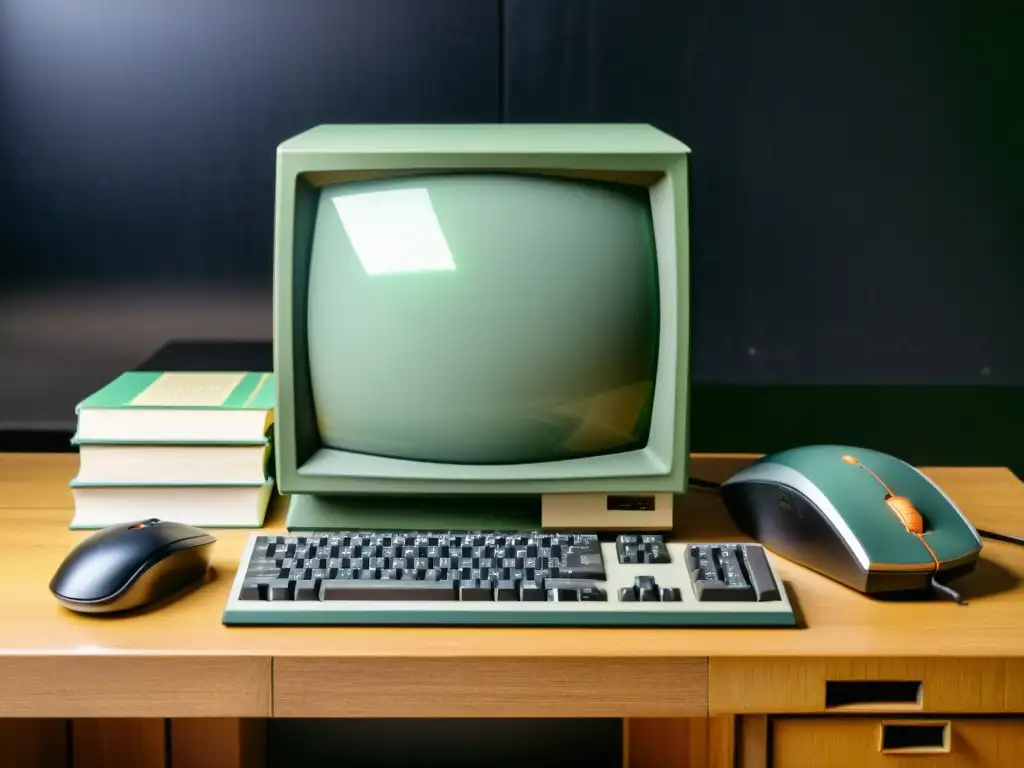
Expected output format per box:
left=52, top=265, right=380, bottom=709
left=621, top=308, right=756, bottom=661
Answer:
left=2, top=453, right=1023, bottom=660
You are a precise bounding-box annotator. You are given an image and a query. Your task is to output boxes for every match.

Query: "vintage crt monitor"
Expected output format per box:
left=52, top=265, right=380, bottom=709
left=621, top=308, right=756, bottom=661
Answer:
left=273, top=124, right=691, bottom=532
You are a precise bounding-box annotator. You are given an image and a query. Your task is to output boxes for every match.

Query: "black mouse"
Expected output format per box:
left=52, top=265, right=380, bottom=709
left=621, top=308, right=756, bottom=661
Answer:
left=49, top=518, right=216, bottom=614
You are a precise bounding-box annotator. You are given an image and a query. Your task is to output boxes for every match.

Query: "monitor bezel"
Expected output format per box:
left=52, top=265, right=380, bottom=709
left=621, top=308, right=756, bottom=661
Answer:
left=273, top=124, right=691, bottom=497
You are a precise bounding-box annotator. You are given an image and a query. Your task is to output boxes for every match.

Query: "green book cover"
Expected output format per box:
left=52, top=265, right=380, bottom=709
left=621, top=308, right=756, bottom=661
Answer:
left=76, top=371, right=274, bottom=412
left=74, top=371, right=275, bottom=444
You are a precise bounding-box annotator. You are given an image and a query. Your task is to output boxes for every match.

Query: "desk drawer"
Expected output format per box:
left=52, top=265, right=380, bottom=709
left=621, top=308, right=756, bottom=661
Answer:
left=771, top=717, right=1024, bottom=767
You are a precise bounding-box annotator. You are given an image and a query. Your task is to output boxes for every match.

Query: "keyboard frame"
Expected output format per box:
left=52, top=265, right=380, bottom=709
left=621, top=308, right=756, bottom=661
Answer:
left=222, top=535, right=797, bottom=627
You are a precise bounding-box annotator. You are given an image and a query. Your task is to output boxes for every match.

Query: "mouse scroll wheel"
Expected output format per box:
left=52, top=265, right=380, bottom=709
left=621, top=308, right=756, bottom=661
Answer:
left=887, top=496, right=925, bottom=534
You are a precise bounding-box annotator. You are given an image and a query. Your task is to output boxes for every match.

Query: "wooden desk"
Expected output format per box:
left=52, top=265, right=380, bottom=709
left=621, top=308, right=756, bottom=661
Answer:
left=2, top=453, right=1024, bottom=767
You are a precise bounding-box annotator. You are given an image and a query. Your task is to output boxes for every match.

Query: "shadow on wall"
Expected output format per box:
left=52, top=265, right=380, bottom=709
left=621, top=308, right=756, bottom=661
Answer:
left=0, top=280, right=272, bottom=434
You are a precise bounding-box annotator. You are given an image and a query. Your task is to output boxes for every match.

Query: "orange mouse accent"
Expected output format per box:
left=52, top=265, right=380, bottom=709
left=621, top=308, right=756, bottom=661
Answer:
left=844, top=455, right=939, bottom=568
left=885, top=495, right=925, bottom=535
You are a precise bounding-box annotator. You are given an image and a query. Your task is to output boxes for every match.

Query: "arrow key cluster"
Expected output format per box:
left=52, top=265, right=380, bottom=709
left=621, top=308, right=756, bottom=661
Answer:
left=618, top=575, right=681, bottom=603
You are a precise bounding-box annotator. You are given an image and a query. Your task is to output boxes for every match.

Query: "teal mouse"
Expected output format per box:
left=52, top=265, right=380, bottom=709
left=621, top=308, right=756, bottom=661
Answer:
left=720, top=445, right=982, bottom=595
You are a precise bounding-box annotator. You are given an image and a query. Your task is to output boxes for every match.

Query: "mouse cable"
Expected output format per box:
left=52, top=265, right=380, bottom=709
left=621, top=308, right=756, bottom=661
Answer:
left=930, top=529, right=1024, bottom=606
left=689, top=477, right=722, bottom=492
left=978, top=528, right=1024, bottom=547
left=930, top=574, right=967, bottom=605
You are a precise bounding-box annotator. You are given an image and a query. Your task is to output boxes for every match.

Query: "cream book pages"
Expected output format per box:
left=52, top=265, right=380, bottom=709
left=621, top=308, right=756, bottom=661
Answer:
left=69, top=482, right=274, bottom=529
left=75, top=442, right=271, bottom=484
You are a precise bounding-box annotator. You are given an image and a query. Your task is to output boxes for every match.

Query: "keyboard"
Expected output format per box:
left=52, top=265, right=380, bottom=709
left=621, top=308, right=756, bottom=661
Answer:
left=222, top=531, right=796, bottom=627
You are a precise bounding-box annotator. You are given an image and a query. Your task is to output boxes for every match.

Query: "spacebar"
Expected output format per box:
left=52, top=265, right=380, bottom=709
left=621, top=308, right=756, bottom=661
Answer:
left=321, top=580, right=457, bottom=601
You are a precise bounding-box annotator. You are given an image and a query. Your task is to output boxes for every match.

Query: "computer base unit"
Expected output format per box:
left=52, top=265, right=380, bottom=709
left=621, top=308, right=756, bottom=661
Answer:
left=284, top=493, right=544, bottom=532
left=223, top=531, right=796, bottom=628
left=284, top=493, right=674, bottom=532
left=541, top=492, right=673, bottom=530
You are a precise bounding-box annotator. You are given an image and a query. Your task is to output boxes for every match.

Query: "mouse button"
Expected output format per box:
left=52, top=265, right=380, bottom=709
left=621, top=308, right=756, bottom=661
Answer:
left=161, top=535, right=216, bottom=556
left=885, top=496, right=925, bottom=534
left=839, top=494, right=932, bottom=551
left=121, top=526, right=181, bottom=556
left=134, top=521, right=213, bottom=549
left=883, top=463, right=982, bottom=558
left=150, top=521, right=212, bottom=542
left=803, top=467, right=926, bottom=552
left=50, top=541, right=143, bottom=602
left=52, top=525, right=182, bottom=600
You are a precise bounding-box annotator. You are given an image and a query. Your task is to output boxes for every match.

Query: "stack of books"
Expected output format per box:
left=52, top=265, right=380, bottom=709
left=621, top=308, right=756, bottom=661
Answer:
left=69, top=370, right=276, bottom=529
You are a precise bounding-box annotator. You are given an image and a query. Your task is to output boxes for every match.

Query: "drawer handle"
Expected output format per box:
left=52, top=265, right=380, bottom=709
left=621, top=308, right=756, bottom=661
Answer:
left=879, top=720, right=951, bottom=754
left=825, top=680, right=923, bottom=711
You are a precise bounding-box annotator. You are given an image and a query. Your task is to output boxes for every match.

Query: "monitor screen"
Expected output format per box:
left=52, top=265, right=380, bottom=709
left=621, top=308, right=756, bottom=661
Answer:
left=306, top=172, right=659, bottom=466
left=274, top=124, right=689, bottom=503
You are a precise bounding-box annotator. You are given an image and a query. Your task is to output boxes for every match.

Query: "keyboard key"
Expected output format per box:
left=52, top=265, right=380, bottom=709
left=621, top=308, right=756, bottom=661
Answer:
left=616, top=539, right=640, bottom=564
left=618, top=575, right=662, bottom=602
left=641, top=534, right=671, bottom=563
left=741, top=545, right=782, bottom=602
left=617, top=533, right=671, bottom=565
left=559, top=536, right=606, bottom=579
left=687, top=544, right=757, bottom=601
left=294, top=580, right=320, bottom=601
left=322, top=580, right=457, bottom=601
left=238, top=581, right=262, bottom=600
left=520, top=582, right=546, bottom=601
left=495, top=580, right=519, bottom=601
left=545, top=579, right=609, bottom=602
left=579, top=586, right=607, bottom=601
left=634, top=575, right=659, bottom=601
left=541, top=577, right=585, bottom=588
left=459, top=582, right=492, bottom=601
left=686, top=545, right=720, bottom=581
left=717, top=546, right=750, bottom=588
left=694, top=579, right=755, bottom=602
left=266, top=579, right=292, bottom=601
left=548, top=587, right=579, bottom=601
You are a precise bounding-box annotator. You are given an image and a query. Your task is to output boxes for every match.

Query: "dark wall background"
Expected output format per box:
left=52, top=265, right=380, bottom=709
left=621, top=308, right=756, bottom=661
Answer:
left=1, top=0, right=1022, bottom=471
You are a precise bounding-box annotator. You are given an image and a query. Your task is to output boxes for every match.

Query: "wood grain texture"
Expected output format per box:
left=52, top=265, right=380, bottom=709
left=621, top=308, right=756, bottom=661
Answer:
left=625, top=716, right=735, bottom=768
left=274, top=657, right=706, bottom=718
left=625, top=718, right=708, bottom=767
left=708, top=716, right=735, bottom=767
left=1005, top=659, right=1024, bottom=711
left=72, top=719, right=166, bottom=768
left=169, top=719, right=265, bottom=768
left=2, top=453, right=1024, bottom=721
left=710, top=657, right=1017, bottom=715
left=0, top=656, right=271, bottom=718
left=0, top=718, right=68, bottom=768
left=737, top=716, right=768, bottom=768
left=771, top=716, right=1024, bottom=767
left=3, top=454, right=1023, bottom=663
